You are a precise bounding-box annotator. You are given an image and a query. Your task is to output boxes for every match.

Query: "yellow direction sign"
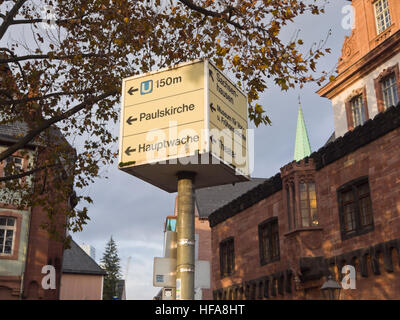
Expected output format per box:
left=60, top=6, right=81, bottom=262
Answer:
left=118, top=59, right=249, bottom=192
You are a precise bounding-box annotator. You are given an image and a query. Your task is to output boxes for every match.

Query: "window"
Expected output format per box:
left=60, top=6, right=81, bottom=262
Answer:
left=374, top=64, right=400, bottom=112
left=291, top=184, right=297, bottom=228
left=345, top=87, right=369, bottom=130
left=338, top=177, right=374, bottom=240
left=1, top=156, right=23, bottom=180
left=374, top=0, right=391, bottom=34
left=299, top=182, right=319, bottom=227
left=286, top=186, right=292, bottom=230
left=258, top=217, right=280, bottom=265
left=0, top=217, right=16, bottom=255
left=381, top=73, right=399, bottom=109
left=286, top=184, right=297, bottom=230
left=351, top=95, right=366, bottom=127
left=220, top=237, right=234, bottom=278
left=165, top=216, right=176, bottom=232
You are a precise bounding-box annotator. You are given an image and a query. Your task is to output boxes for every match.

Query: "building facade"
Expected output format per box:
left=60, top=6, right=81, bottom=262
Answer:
left=0, top=127, right=36, bottom=299
left=318, top=0, right=400, bottom=138
left=207, top=0, right=400, bottom=300
left=0, top=121, right=75, bottom=299
left=210, top=106, right=400, bottom=299
left=60, top=239, right=106, bottom=300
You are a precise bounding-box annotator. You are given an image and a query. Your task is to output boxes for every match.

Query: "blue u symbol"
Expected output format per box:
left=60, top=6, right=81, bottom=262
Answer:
left=140, top=80, right=153, bottom=95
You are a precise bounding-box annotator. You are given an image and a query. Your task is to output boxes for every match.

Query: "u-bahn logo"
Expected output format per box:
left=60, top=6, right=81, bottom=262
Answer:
left=141, top=80, right=153, bottom=95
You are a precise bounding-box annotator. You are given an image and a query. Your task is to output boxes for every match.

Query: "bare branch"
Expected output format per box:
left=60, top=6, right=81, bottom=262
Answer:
left=10, top=16, right=87, bottom=26
left=0, top=0, right=28, bottom=40
left=0, top=47, right=27, bottom=86
left=177, top=0, right=244, bottom=30
left=0, top=163, right=60, bottom=182
left=0, top=90, right=95, bottom=106
left=0, top=52, right=107, bottom=64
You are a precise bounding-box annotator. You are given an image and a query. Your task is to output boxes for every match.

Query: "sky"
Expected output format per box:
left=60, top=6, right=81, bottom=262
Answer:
left=71, top=0, right=351, bottom=300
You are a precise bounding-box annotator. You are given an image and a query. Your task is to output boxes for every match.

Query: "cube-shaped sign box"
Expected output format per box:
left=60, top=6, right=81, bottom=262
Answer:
left=118, top=59, right=250, bottom=192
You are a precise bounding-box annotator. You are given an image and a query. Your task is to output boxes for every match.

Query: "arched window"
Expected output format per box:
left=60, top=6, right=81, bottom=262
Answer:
left=286, top=183, right=297, bottom=231
left=299, top=182, right=318, bottom=227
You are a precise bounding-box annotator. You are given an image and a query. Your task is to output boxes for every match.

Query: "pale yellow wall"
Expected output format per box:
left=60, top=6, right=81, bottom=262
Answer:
left=0, top=209, right=30, bottom=277
left=0, top=146, right=35, bottom=277
left=60, top=273, right=103, bottom=300
left=332, top=52, right=400, bottom=137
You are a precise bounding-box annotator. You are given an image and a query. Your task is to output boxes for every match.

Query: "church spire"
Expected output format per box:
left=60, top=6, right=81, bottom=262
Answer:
left=294, top=96, right=312, bottom=161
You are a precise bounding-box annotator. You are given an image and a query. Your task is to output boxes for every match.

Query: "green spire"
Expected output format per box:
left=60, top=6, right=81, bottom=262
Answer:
left=294, top=98, right=312, bottom=161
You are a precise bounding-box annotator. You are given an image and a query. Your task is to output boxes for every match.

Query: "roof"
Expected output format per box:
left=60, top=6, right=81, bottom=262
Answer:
left=311, top=102, right=400, bottom=170
left=0, top=120, right=69, bottom=148
left=208, top=174, right=282, bottom=227
left=294, top=103, right=312, bottom=161
left=208, top=102, right=400, bottom=227
left=195, top=178, right=269, bottom=218
left=62, top=239, right=106, bottom=276
left=0, top=121, right=40, bottom=147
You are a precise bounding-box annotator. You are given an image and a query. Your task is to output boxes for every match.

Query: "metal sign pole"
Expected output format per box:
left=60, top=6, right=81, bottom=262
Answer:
left=176, top=171, right=196, bottom=300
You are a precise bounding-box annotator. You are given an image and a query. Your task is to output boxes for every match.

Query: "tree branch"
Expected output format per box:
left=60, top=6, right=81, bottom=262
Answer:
left=0, top=52, right=107, bottom=64
left=0, top=0, right=28, bottom=40
left=0, top=163, right=60, bottom=182
left=0, top=89, right=95, bottom=106
left=0, top=47, right=27, bottom=86
left=10, top=17, right=84, bottom=26
left=0, top=90, right=117, bottom=162
left=177, top=0, right=244, bottom=30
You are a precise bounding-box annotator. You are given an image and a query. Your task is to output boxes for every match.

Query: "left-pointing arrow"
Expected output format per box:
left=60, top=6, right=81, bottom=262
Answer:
left=210, top=103, right=216, bottom=113
left=125, top=146, right=136, bottom=156
left=128, top=87, right=138, bottom=95
left=126, top=116, right=137, bottom=125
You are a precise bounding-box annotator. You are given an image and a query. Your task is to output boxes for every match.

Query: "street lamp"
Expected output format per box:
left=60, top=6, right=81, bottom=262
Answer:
left=320, top=275, right=342, bottom=300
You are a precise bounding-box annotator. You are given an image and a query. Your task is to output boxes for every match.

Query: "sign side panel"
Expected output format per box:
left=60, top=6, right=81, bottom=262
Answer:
left=204, top=60, right=210, bottom=154
left=118, top=79, right=127, bottom=165
left=207, top=63, right=249, bottom=176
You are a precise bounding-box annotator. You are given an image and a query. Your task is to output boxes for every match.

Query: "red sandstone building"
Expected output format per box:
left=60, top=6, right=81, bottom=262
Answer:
left=0, top=119, right=76, bottom=299
left=205, top=0, right=400, bottom=300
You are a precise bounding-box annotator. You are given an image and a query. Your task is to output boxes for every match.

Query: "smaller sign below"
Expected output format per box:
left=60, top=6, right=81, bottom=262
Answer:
left=153, top=257, right=176, bottom=288
left=162, top=288, right=175, bottom=300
